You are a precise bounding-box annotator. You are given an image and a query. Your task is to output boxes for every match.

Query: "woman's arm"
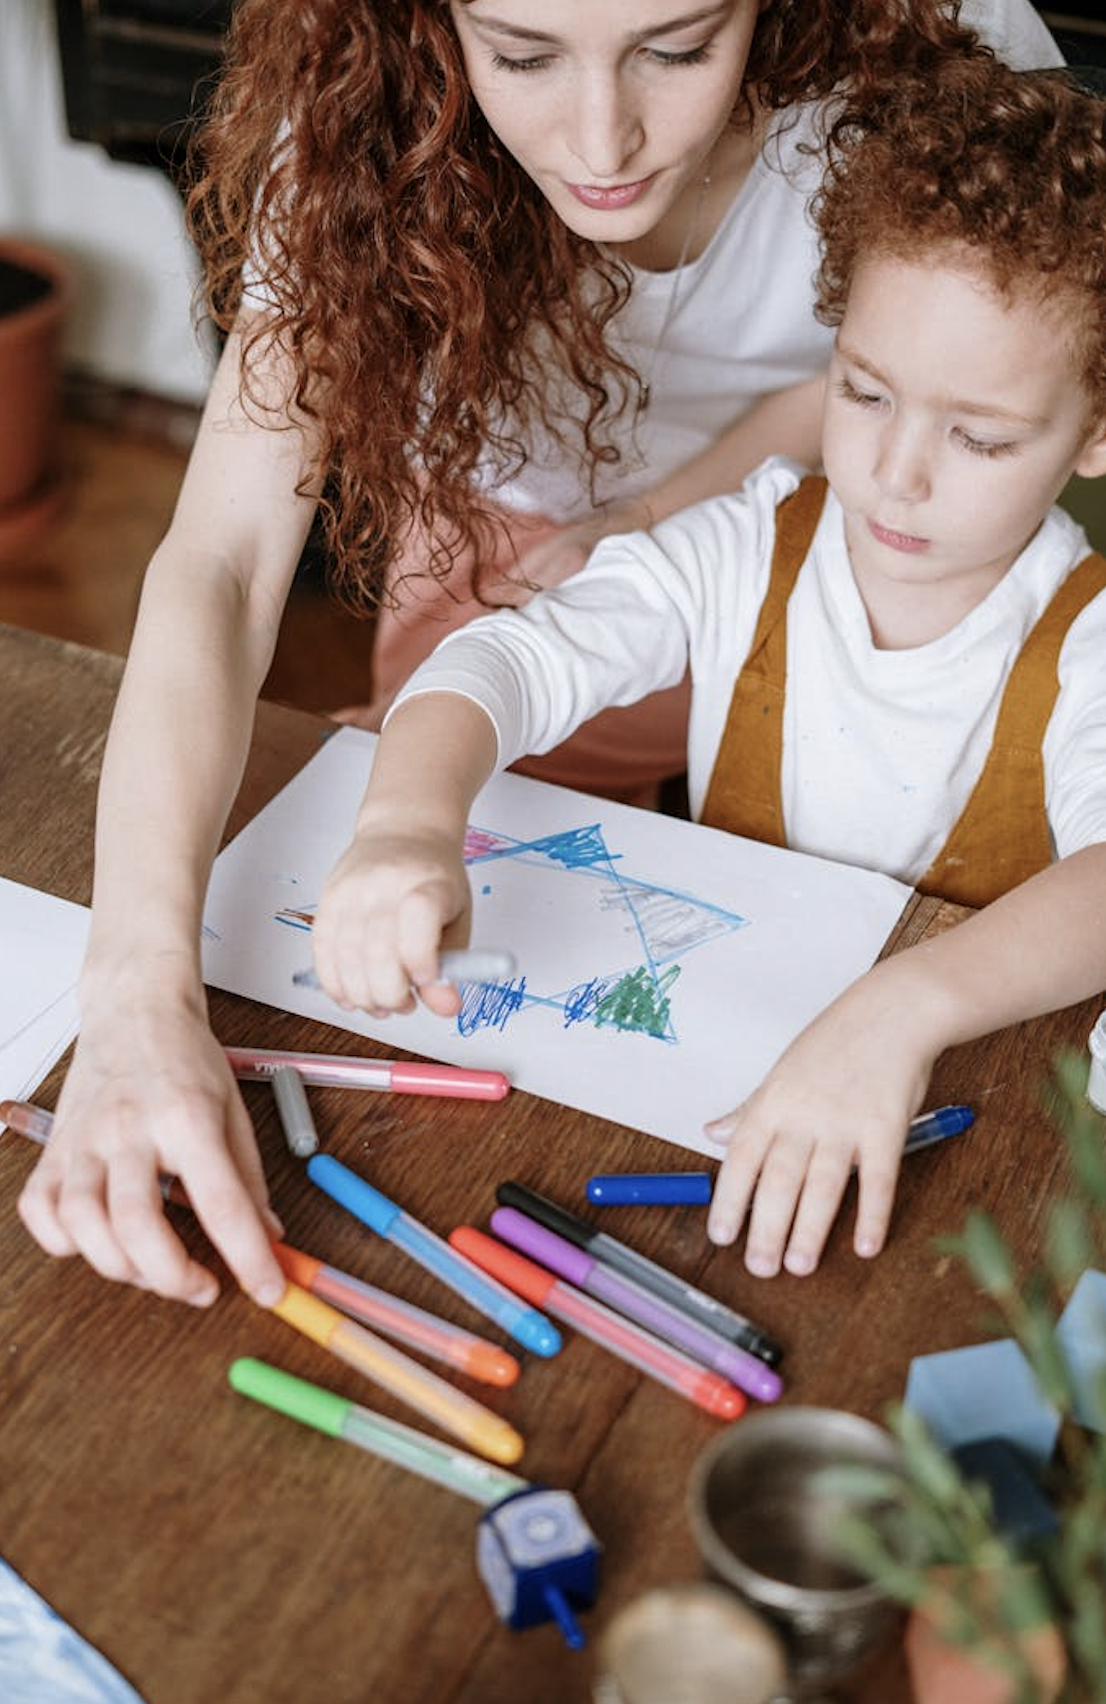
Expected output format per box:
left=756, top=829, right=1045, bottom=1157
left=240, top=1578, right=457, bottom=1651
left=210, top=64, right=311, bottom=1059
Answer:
left=511, top=374, right=825, bottom=589
left=706, top=842, right=1106, bottom=1277
left=18, top=320, right=321, bottom=1306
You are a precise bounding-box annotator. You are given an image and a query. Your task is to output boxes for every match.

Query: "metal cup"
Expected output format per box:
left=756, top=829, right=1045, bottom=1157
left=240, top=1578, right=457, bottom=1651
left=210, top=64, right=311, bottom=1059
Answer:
left=687, top=1407, right=904, bottom=1697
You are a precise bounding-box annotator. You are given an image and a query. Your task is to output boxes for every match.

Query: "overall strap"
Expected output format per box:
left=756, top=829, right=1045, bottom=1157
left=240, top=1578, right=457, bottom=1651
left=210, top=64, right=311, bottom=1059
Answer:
left=919, top=549, right=1106, bottom=908
left=701, top=475, right=829, bottom=842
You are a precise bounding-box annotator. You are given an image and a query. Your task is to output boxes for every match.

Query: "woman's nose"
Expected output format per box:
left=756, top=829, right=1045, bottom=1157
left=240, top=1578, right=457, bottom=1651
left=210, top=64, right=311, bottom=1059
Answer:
left=566, top=73, right=645, bottom=179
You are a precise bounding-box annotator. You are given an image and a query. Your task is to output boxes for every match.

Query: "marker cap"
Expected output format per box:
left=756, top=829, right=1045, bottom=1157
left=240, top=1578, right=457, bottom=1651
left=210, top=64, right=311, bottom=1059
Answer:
left=229, top=1356, right=349, bottom=1438
left=449, top=1227, right=555, bottom=1308
left=308, top=1154, right=401, bottom=1236
left=586, top=1173, right=713, bottom=1207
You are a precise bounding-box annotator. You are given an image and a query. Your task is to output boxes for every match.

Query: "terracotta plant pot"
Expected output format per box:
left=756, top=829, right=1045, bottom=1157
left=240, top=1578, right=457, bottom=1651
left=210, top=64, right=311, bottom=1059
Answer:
left=0, top=237, right=71, bottom=560
left=905, top=1570, right=1067, bottom=1704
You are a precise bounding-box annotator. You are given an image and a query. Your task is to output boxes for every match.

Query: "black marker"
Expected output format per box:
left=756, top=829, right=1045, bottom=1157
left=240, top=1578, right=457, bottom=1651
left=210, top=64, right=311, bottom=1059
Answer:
left=495, top=1181, right=783, bottom=1368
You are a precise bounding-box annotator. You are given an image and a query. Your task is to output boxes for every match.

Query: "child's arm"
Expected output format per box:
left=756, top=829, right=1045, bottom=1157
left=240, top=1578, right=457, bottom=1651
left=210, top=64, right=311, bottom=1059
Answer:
left=705, top=842, right=1106, bottom=1277
left=17, top=322, right=320, bottom=1307
left=310, top=693, right=498, bottom=1016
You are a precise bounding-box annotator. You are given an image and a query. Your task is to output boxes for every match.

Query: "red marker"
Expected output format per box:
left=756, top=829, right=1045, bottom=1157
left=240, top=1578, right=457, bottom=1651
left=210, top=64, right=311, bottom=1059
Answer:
left=449, top=1225, right=745, bottom=1421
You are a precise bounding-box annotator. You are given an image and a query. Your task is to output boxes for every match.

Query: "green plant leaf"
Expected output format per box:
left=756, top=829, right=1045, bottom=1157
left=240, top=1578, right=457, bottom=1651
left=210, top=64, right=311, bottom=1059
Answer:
left=951, top=1210, right=1018, bottom=1296
left=1045, top=1197, right=1093, bottom=1288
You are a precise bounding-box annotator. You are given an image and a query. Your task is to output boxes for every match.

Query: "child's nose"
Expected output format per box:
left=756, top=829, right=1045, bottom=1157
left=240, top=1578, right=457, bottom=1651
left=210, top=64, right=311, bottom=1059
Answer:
left=874, top=423, right=931, bottom=504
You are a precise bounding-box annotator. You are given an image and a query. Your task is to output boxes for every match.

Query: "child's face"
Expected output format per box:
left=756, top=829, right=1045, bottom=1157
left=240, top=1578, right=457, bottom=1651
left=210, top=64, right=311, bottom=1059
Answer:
left=449, top=1, right=758, bottom=248
left=822, top=253, right=1106, bottom=631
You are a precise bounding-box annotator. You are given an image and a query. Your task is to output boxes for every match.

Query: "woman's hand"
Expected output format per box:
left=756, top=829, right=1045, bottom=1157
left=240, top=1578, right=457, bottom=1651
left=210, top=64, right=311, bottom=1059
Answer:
left=498, top=498, right=654, bottom=603
left=18, top=981, right=285, bottom=1307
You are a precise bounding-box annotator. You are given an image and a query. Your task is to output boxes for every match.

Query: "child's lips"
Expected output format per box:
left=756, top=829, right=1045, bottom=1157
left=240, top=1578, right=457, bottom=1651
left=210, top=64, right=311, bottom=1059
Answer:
left=868, top=518, right=930, bottom=554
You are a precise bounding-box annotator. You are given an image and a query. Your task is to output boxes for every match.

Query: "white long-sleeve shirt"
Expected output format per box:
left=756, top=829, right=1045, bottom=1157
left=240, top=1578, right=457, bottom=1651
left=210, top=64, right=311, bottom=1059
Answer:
left=394, top=458, right=1106, bottom=888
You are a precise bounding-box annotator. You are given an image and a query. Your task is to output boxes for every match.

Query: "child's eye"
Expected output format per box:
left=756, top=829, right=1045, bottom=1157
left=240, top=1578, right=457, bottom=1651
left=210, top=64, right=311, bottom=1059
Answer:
left=953, top=427, right=1018, bottom=459
left=836, top=376, right=885, bottom=410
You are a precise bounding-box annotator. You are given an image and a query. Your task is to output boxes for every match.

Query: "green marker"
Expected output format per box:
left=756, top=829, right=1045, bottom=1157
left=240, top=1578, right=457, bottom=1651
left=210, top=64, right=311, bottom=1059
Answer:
left=228, top=1358, right=528, bottom=1506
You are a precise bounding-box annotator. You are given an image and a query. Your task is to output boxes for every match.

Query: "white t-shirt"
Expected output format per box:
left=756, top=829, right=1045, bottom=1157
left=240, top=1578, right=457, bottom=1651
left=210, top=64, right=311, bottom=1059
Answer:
left=394, top=459, right=1106, bottom=888
left=480, top=0, right=1063, bottom=522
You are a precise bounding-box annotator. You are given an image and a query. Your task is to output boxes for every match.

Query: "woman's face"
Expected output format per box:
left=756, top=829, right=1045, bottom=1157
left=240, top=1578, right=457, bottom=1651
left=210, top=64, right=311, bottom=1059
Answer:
left=449, top=1, right=761, bottom=252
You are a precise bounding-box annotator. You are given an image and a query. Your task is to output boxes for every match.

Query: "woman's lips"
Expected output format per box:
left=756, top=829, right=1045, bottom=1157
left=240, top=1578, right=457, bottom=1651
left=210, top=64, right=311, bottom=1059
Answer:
left=566, top=175, right=656, bottom=210
left=868, top=519, right=929, bottom=554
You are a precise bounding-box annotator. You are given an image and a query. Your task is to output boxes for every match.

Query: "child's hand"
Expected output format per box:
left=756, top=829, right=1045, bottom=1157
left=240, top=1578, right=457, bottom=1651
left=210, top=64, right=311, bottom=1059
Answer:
left=17, top=992, right=284, bottom=1307
left=311, top=823, right=471, bottom=1018
left=704, top=964, right=939, bottom=1277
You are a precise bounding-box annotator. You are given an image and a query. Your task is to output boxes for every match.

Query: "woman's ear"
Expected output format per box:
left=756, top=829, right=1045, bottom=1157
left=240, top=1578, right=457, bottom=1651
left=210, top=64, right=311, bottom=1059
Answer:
left=1074, top=418, right=1106, bottom=480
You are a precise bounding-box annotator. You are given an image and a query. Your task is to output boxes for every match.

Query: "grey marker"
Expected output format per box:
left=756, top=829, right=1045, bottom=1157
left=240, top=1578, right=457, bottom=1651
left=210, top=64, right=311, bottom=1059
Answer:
left=271, top=1066, right=320, bottom=1159
left=292, top=947, right=516, bottom=993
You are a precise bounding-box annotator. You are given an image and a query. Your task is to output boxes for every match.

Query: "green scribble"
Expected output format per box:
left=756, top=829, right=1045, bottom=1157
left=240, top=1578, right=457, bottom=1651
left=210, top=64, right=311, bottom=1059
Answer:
left=594, top=964, right=681, bottom=1037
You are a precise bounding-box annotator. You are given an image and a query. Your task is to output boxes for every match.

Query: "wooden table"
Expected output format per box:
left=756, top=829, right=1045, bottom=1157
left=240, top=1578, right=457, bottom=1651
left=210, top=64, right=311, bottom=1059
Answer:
left=0, top=621, right=1099, bottom=1704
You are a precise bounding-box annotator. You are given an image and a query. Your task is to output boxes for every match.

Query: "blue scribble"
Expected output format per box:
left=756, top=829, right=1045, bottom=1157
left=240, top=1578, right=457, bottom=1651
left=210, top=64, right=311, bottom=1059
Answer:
left=457, top=977, right=526, bottom=1036
left=563, top=975, right=617, bottom=1028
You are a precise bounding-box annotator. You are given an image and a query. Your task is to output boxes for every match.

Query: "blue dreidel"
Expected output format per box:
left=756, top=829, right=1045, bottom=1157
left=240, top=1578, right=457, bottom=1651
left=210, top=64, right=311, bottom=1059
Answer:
left=476, top=1487, right=602, bottom=1648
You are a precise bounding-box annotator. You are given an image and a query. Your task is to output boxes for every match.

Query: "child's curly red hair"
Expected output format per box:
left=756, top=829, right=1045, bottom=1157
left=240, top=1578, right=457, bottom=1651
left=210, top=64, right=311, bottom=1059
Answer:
left=815, top=58, right=1106, bottom=426
left=186, top=0, right=982, bottom=608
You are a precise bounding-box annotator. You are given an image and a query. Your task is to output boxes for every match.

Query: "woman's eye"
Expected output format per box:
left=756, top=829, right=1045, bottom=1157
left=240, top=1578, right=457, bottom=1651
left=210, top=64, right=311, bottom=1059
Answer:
left=490, top=51, right=554, bottom=73
left=645, top=45, right=712, bottom=67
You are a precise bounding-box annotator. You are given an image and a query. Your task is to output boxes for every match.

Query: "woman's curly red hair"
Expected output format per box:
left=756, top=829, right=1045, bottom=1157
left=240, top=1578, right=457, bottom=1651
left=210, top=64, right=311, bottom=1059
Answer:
left=814, top=58, right=1106, bottom=423
left=186, top=0, right=982, bottom=608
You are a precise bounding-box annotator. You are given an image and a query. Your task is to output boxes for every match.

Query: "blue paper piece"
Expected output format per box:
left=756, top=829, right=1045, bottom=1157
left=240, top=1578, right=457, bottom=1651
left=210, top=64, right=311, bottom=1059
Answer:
left=1056, top=1268, right=1106, bottom=1433
left=0, top=1556, right=147, bottom=1704
left=904, top=1339, right=1060, bottom=1467
left=949, top=1438, right=1060, bottom=1548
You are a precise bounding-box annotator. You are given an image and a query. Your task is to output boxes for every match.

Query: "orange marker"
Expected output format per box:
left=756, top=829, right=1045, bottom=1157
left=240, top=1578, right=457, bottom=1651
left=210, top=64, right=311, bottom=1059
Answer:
left=269, top=1281, right=524, bottom=1465
left=274, top=1243, right=519, bottom=1387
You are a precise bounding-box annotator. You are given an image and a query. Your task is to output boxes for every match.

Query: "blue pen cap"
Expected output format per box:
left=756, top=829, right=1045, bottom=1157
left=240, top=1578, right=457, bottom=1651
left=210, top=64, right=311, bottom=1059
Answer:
left=586, top=1172, right=713, bottom=1207
left=307, top=1153, right=400, bottom=1236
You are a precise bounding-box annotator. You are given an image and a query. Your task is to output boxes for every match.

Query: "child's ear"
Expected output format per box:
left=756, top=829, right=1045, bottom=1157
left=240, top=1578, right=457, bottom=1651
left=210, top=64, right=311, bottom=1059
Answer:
left=1074, top=420, right=1106, bottom=480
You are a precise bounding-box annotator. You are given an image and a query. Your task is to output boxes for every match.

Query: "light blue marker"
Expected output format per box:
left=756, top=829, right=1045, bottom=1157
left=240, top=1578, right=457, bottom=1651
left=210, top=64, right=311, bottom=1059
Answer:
left=306, top=1154, right=561, bottom=1358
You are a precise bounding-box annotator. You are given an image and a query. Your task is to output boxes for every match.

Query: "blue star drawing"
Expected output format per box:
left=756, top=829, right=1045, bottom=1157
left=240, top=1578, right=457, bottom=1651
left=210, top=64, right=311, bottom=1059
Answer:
left=275, top=820, right=747, bottom=1047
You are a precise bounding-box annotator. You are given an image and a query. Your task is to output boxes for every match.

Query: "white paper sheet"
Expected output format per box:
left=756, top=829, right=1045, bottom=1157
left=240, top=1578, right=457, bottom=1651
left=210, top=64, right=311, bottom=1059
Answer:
left=0, top=878, right=90, bottom=1123
left=202, top=728, right=911, bottom=1157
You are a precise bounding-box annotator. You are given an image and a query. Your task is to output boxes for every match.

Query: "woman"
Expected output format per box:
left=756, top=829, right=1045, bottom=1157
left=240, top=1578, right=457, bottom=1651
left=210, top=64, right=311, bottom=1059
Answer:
left=18, top=0, right=1060, bottom=1307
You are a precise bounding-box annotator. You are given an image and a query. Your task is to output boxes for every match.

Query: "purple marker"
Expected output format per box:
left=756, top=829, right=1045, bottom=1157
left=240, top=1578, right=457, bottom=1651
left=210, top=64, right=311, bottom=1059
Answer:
left=489, top=1207, right=782, bottom=1405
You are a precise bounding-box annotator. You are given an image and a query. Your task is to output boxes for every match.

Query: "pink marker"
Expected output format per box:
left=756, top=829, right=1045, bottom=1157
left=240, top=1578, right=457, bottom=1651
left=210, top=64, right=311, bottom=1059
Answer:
left=224, top=1046, right=509, bottom=1102
left=0, top=1099, right=190, bottom=1207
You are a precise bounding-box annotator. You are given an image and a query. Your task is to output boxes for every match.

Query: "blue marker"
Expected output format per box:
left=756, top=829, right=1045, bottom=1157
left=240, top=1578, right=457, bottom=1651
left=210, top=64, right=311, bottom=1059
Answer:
left=586, top=1172, right=713, bottom=1207
left=307, top=1154, right=561, bottom=1358
left=904, top=1103, right=975, bottom=1154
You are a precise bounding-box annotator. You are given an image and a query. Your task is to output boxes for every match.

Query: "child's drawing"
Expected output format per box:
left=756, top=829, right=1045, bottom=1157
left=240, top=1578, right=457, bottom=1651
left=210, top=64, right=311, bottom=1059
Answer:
left=201, top=728, right=910, bottom=1156
left=273, top=820, right=749, bottom=1046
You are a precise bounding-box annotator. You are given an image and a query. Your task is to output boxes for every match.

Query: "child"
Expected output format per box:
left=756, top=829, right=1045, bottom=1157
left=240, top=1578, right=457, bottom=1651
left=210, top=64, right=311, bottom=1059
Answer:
left=308, top=56, right=1106, bottom=1281
left=17, top=4, right=1062, bottom=1307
